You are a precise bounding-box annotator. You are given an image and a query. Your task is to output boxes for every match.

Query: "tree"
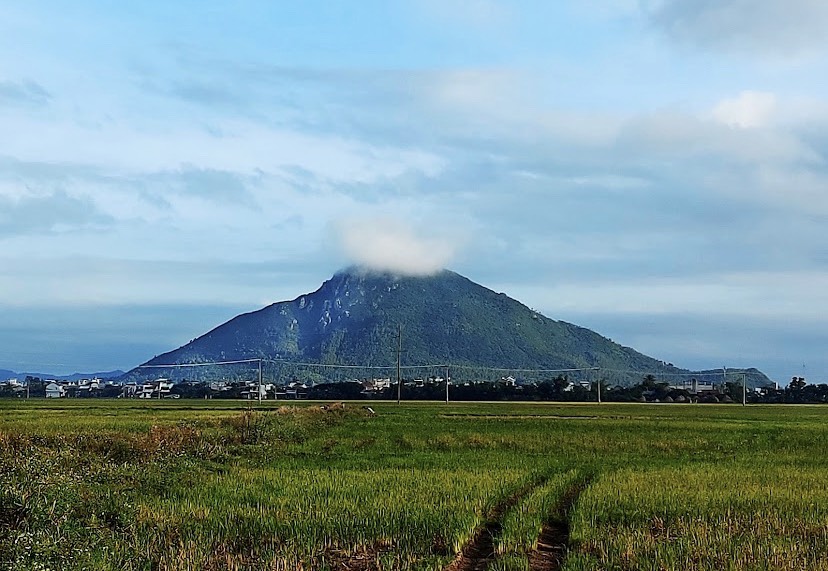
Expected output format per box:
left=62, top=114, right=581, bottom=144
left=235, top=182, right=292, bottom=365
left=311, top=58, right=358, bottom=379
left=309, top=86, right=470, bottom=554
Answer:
left=790, top=377, right=807, bottom=391
left=724, top=381, right=743, bottom=401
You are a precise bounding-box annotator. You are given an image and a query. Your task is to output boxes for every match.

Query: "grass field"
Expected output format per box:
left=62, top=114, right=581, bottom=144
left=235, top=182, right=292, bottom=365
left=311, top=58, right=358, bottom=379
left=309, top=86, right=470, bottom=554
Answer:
left=1, top=400, right=827, bottom=570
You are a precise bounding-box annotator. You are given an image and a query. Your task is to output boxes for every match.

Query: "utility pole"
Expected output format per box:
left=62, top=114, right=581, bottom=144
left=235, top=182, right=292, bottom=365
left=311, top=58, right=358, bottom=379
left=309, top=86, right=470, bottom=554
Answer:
left=258, top=359, right=263, bottom=404
left=595, top=368, right=602, bottom=404
left=445, top=364, right=450, bottom=404
left=396, top=324, right=402, bottom=404
left=742, top=372, right=747, bottom=407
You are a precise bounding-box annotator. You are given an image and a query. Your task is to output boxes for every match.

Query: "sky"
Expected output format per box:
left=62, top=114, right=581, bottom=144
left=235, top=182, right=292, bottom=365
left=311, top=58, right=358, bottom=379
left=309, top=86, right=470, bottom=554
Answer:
left=1, top=1, right=828, bottom=383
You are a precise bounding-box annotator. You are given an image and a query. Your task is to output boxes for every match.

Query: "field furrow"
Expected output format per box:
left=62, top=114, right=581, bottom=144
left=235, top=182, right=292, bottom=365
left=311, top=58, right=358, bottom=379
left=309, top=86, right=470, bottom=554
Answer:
left=446, top=474, right=551, bottom=571
left=527, top=476, right=591, bottom=571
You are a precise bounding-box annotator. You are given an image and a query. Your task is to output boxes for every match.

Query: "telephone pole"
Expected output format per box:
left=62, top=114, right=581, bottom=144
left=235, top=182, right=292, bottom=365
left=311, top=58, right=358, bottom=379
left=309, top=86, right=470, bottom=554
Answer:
left=742, top=372, right=747, bottom=407
left=445, top=364, right=450, bottom=404
left=258, top=358, right=263, bottom=404
left=396, top=324, right=402, bottom=404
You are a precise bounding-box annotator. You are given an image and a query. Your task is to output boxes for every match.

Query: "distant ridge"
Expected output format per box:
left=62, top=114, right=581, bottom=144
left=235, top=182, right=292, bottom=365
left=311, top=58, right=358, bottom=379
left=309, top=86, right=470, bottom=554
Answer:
left=0, top=369, right=125, bottom=381
left=131, top=267, right=773, bottom=387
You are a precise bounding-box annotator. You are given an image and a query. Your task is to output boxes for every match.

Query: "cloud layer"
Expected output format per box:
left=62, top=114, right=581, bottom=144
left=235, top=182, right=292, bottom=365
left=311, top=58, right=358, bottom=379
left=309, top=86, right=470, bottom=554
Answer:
left=647, top=0, right=828, bottom=56
left=334, top=217, right=459, bottom=276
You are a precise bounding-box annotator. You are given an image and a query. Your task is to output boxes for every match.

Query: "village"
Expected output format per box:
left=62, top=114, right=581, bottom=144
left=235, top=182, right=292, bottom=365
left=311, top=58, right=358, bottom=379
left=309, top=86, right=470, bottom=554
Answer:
left=0, top=375, right=433, bottom=400
left=0, top=374, right=783, bottom=403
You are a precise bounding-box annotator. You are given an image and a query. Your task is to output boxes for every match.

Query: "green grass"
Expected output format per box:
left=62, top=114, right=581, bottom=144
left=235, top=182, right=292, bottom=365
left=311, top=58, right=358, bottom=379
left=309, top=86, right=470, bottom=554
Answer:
left=567, top=463, right=828, bottom=571
left=492, top=469, right=583, bottom=571
left=2, top=401, right=828, bottom=569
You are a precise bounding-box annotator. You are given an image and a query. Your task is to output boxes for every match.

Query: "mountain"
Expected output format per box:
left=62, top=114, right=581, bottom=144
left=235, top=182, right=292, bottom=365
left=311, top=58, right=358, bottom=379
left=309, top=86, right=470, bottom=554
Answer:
left=56, top=370, right=126, bottom=382
left=0, top=369, right=125, bottom=381
left=134, top=268, right=772, bottom=387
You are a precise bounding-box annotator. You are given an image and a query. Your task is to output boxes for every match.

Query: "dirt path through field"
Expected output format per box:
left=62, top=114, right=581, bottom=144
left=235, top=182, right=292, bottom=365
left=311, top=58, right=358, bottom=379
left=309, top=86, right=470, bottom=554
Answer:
left=527, top=478, right=591, bottom=571
left=444, top=476, right=548, bottom=571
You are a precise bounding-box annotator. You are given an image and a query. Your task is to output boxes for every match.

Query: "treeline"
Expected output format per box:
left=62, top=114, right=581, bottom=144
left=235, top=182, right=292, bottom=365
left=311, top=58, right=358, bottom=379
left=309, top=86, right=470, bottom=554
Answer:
left=6, top=375, right=828, bottom=404
left=305, top=375, right=827, bottom=404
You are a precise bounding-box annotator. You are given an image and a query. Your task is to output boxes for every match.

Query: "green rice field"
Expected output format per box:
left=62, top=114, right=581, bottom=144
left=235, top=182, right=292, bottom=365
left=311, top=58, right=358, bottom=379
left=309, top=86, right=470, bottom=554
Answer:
left=1, top=400, right=827, bottom=570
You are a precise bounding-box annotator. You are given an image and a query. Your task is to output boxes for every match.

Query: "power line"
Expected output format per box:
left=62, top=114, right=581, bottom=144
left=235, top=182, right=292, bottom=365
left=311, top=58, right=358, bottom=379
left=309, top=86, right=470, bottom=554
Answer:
left=599, top=367, right=753, bottom=378
left=264, top=359, right=443, bottom=370
left=450, top=365, right=598, bottom=374
left=131, top=359, right=760, bottom=383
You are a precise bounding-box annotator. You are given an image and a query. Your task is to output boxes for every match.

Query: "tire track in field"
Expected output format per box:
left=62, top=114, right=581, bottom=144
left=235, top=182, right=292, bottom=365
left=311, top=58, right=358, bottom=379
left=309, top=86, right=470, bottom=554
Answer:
left=444, top=476, right=548, bottom=571
left=528, top=477, right=592, bottom=571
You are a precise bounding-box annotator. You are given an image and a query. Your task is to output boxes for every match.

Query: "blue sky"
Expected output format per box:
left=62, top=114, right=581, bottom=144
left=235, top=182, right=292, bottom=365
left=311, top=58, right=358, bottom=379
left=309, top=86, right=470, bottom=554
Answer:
left=2, top=1, right=828, bottom=383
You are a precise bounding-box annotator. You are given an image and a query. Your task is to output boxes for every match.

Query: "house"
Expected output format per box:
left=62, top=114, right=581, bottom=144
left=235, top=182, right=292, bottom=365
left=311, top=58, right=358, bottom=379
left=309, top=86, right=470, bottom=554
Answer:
left=78, top=378, right=101, bottom=391
left=691, top=380, right=716, bottom=393
left=138, top=383, right=156, bottom=398
left=287, top=382, right=309, bottom=399
left=669, top=380, right=716, bottom=394
left=209, top=381, right=231, bottom=392
left=131, top=378, right=174, bottom=399
left=68, top=378, right=102, bottom=396
left=0, top=378, right=27, bottom=397
left=240, top=382, right=271, bottom=400
left=45, top=382, right=65, bottom=398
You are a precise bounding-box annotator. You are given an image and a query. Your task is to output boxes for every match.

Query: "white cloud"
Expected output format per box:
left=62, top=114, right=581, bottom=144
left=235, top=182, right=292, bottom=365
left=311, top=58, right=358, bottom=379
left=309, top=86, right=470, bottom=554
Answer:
left=712, top=91, right=777, bottom=128
left=753, top=165, right=828, bottom=215
left=0, top=114, right=444, bottom=183
left=0, top=256, right=325, bottom=308
left=646, top=0, right=828, bottom=57
left=334, top=216, right=460, bottom=276
left=430, top=69, right=519, bottom=112
left=0, top=79, right=51, bottom=107
left=503, top=270, right=828, bottom=321
left=617, top=110, right=820, bottom=167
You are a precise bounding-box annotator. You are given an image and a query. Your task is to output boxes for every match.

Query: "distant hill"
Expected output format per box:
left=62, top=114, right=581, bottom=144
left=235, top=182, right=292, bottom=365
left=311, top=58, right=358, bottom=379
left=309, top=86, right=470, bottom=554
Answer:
left=131, top=268, right=773, bottom=388
left=58, top=370, right=126, bottom=382
left=0, top=369, right=125, bottom=381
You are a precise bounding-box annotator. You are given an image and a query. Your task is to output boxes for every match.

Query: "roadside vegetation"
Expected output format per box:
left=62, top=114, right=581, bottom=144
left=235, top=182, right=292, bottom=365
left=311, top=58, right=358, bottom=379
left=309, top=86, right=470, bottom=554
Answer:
left=2, top=400, right=827, bottom=570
